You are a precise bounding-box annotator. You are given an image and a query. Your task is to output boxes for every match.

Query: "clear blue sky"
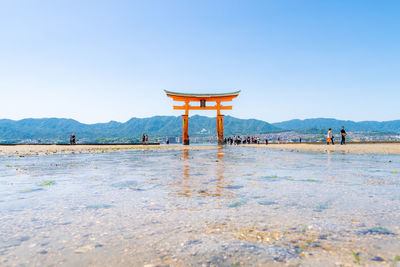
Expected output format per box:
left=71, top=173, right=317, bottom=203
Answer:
left=0, top=0, right=399, bottom=123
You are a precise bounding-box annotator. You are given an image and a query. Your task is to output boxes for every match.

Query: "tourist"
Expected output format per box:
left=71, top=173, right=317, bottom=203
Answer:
left=340, top=126, right=347, bottom=145
left=264, top=135, right=268, bottom=145
left=145, top=134, right=149, bottom=144
left=327, top=128, right=334, bottom=145
left=166, top=137, right=169, bottom=145
left=277, top=137, right=280, bottom=144
left=70, top=134, right=76, bottom=145
left=299, top=137, right=302, bottom=143
left=142, top=134, right=145, bottom=144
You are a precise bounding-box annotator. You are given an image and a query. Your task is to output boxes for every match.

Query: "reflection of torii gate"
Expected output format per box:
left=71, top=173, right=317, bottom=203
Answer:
left=165, top=90, right=240, bottom=145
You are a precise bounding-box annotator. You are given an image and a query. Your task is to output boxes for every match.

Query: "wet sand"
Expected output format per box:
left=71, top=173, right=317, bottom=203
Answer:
left=0, top=144, right=216, bottom=156
left=1, top=146, right=400, bottom=266
left=244, top=143, right=400, bottom=154
left=1, top=143, right=400, bottom=156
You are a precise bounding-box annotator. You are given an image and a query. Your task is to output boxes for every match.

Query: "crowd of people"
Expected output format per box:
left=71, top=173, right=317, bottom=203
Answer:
left=225, top=126, right=347, bottom=146
left=226, top=136, right=263, bottom=145
left=225, top=135, right=283, bottom=145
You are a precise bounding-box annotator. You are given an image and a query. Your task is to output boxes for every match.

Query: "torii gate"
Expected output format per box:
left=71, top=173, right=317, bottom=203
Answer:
left=165, top=90, right=240, bottom=145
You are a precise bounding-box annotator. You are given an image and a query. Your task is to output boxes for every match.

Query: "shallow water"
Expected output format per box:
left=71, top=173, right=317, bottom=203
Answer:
left=1, top=147, right=400, bottom=266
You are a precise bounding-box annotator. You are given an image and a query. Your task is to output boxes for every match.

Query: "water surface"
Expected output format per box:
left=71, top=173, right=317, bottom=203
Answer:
left=1, top=147, right=399, bottom=266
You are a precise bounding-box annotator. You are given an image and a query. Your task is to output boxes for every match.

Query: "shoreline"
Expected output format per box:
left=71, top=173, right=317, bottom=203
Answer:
left=1, top=143, right=400, bottom=155
left=0, top=144, right=218, bottom=156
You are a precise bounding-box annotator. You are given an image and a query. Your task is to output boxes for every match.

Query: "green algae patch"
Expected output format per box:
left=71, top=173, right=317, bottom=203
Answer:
left=41, top=180, right=56, bottom=186
left=298, top=178, right=320, bottom=182
left=21, top=188, right=44, bottom=193
left=394, top=255, right=400, bottom=261
left=351, top=250, right=361, bottom=264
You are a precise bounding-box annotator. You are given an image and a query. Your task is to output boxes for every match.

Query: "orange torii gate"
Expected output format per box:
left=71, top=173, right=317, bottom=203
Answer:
left=165, top=90, right=240, bottom=145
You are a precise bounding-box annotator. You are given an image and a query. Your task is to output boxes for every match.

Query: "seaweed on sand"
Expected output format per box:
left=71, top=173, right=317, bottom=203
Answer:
left=351, top=250, right=361, bottom=264
left=41, top=180, right=56, bottom=186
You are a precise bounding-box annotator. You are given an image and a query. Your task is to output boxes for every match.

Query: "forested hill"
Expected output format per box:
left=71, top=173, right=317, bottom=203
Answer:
left=0, top=115, right=279, bottom=142
left=1, top=116, right=399, bottom=143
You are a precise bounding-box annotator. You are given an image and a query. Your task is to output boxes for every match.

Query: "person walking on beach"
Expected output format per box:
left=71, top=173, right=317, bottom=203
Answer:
left=264, top=135, right=268, bottom=145
left=327, top=128, right=334, bottom=145
left=145, top=134, right=148, bottom=144
left=340, top=126, right=347, bottom=145
left=69, top=134, right=75, bottom=145
left=277, top=137, right=280, bottom=144
left=70, top=134, right=73, bottom=145
left=142, top=134, right=145, bottom=144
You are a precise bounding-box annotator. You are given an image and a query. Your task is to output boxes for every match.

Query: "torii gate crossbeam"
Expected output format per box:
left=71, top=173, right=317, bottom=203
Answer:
left=165, top=90, right=240, bottom=145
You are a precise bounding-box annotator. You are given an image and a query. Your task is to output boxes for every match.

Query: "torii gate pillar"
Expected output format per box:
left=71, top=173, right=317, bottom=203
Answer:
left=182, top=115, right=189, bottom=145
left=165, top=90, right=240, bottom=145
left=217, top=115, right=224, bottom=145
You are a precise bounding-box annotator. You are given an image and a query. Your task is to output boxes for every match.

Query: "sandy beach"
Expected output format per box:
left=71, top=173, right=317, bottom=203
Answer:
left=1, top=143, right=400, bottom=156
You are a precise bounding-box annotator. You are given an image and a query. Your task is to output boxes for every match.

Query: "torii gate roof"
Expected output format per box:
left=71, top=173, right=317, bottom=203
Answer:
left=164, top=90, right=240, bottom=101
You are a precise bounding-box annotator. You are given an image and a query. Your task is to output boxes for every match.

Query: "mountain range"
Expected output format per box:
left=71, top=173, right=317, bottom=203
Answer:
left=0, top=116, right=399, bottom=143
